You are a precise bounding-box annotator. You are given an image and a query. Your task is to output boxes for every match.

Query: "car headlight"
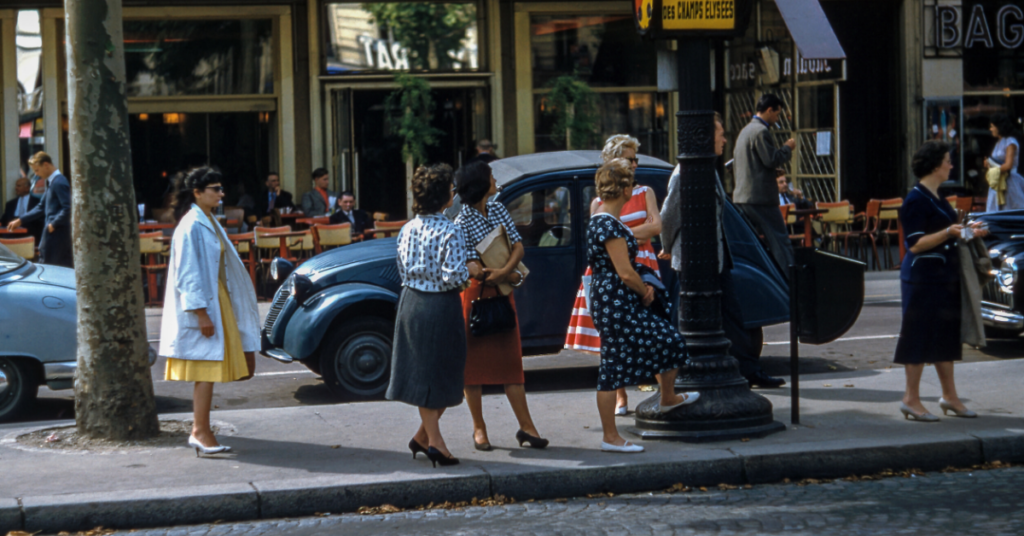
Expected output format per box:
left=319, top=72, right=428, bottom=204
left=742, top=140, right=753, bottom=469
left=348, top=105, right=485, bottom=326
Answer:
left=270, top=257, right=295, bottom=282
left=270, top=260, right=279, bottom=281
left=290, top=273, right=314, bottom=305
left=998, top=257, right=1017, bottom=291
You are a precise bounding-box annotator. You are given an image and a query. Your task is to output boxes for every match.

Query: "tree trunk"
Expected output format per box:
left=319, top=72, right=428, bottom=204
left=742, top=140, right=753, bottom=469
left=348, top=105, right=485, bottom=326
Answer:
left=66, top=0, right=159, bottom=440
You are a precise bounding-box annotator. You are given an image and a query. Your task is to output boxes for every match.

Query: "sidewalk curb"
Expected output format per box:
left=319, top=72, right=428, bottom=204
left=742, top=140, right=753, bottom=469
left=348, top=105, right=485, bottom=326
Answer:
left=6, top=431, right=1024, bottom=533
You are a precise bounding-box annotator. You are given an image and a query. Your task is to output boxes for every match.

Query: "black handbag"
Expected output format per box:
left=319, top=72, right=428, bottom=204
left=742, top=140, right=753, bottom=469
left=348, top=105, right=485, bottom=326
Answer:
left=469, top=294, right=517, bottom=337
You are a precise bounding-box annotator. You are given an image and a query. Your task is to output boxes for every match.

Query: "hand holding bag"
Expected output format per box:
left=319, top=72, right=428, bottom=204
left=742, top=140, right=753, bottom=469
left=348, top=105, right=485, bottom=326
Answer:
left=469, top=290, right=517, bottom=337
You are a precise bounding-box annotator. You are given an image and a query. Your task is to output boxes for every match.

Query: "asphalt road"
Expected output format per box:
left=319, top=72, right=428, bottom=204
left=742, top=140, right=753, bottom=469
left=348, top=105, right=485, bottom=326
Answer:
left=8, top=273, right=1022, bottom=425
left=78, top=466, right=1024, bottom=536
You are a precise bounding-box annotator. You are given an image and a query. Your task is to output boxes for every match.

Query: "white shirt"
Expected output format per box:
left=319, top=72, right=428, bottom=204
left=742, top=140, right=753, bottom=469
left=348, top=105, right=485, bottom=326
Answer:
left=14, top=195, right=30, bottom=217
left=396, top=213, right=470, bottom=292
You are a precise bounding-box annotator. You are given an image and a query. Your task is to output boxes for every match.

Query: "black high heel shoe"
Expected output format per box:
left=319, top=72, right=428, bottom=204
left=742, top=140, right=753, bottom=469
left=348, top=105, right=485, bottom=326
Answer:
left=409, top=438, right=428, bottom=459
left=426, top=447, right=460, bottom=468
left=515, top=430, right=549, bottom=449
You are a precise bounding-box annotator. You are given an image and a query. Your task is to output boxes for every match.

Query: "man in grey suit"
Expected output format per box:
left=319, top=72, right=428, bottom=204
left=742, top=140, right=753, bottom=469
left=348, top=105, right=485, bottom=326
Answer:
left=6, top=152, right=73, bottom=267
left=301, top=168, right=337, bottom=217
left=733, top=94, right=797, bottom=276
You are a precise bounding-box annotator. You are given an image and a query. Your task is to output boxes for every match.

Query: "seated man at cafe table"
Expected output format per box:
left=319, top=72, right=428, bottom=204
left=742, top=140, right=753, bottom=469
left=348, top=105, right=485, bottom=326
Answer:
left=253, top=171, right=294, bottom=225
left=329, top=191, right=372, bottom=235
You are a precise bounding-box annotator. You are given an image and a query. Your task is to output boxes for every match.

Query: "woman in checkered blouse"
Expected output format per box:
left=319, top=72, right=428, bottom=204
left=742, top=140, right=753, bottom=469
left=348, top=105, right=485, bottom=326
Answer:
left=454, top=161, right=548, bottom=451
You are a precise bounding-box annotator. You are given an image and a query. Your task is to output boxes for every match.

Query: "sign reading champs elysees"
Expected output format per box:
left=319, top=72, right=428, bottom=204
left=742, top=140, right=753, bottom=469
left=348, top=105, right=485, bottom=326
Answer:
left=635, top=0, right=754, bottom=38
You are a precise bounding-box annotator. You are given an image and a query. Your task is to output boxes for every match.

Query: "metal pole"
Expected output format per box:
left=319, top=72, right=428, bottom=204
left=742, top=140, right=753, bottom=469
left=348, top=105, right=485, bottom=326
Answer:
left=789, top=263, right=800, bottom=425
left=632, top=38, right=784, bottom=441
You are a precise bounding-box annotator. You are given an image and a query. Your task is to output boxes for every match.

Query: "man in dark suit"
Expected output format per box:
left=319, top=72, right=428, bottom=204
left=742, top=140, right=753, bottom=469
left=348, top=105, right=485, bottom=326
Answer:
left=254, top=172, right=294, bottom=223
left=329, top=190, right=372, bottom=235
left=6, top=152, right=73, bottom=267
left=777, top=171, right=812, bottom=209
left=2, top=178, right=43, bottom=242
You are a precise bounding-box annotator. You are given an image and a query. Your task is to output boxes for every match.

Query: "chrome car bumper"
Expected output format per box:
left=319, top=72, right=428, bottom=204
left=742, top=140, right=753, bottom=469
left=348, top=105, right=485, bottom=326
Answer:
left=981, top=304, right=1024, bottom=332
left=263, top=348, right=295, bottom=364
left=44, top=361, right=77, bottom=381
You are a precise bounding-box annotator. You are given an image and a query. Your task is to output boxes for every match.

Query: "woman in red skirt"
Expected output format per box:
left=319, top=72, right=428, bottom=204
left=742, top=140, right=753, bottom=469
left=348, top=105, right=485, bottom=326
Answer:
left=455, top=161, right=548, bottom=451
left=565, top=135, right=663, bottom=416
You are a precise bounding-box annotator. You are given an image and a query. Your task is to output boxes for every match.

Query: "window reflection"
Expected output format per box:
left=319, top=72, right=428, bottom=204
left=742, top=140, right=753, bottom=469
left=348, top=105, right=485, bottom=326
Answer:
left=16, top=10, right=45, bottom=183
left=124, top=19, right=274, bottom=96
left=534, top=92, right=669, bottom=158
left=324, top=2, right=478, bottom=74
left=530, top=15, right=656, bottom=88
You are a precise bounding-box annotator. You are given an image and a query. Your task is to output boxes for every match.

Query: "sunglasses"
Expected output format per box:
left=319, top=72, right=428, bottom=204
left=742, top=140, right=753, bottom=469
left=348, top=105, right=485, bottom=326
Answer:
left=204, top=185, right=225, bottom=193
left=626, top=157, right=639, bottom=164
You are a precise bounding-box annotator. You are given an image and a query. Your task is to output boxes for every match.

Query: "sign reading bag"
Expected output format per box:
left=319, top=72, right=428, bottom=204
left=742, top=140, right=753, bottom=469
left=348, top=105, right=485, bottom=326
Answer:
left=635, top=0, right=753, bottom=38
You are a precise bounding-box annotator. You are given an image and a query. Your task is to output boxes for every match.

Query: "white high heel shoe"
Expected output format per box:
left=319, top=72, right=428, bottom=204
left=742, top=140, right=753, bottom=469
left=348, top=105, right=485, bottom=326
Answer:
left=188, top=435, right=230, bottom=457
left=939, top=398, right=978, bottom=418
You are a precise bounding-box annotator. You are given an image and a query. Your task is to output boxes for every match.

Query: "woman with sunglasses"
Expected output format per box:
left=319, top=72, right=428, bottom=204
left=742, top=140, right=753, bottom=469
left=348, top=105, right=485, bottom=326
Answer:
left=159, top=167, right=260, bottom=456
left=566, top=134, right=663, bottom=416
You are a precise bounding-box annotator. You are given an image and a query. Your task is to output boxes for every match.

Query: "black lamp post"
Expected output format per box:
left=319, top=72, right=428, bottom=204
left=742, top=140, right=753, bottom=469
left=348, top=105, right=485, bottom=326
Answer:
left=629, top=6, right=785, bottom=441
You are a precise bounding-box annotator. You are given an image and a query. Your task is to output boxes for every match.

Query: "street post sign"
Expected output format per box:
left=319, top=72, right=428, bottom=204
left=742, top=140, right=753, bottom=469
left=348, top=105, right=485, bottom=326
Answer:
left=634, top=0, right=755, bottom=39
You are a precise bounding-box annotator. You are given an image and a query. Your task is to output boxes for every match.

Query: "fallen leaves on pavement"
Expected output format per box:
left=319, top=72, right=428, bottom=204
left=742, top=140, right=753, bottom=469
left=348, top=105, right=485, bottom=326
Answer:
left=357, top=494, right=516, bottom=515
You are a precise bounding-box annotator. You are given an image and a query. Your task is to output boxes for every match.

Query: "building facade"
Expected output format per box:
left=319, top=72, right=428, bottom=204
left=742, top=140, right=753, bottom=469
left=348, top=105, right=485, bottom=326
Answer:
left=0, top=0, right=992, bottom=220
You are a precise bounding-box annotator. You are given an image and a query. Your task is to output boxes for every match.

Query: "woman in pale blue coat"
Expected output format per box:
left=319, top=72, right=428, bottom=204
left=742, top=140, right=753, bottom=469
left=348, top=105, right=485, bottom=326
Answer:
left=984, top=113, right=1024, bottom=212
left=160, top=168, right=260, bottom=456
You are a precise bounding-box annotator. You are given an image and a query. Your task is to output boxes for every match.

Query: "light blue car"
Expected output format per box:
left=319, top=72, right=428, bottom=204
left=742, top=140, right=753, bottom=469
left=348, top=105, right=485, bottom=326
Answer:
left=0, top=242, right=154, bottom=421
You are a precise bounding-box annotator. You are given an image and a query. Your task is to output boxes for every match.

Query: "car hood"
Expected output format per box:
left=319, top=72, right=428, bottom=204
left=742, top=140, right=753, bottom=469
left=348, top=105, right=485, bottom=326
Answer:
left=13, top=262, right=77, bottom=290
left=296, top=238, right=400, bottom=289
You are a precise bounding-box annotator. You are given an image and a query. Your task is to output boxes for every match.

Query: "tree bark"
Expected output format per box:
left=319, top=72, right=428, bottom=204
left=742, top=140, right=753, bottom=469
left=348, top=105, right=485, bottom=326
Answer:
left=66, top=0, right=159, bottom=439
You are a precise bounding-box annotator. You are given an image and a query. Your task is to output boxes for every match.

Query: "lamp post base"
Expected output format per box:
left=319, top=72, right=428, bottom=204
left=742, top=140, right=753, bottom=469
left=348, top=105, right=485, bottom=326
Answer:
left=630, top=355, right=786, bottom=443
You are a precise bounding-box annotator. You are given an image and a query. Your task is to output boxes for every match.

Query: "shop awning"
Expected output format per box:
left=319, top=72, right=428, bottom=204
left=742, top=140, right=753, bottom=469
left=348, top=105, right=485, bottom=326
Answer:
left=19, top=123, right=32, bottom=139
left=776, top=0, right=846, bottom=60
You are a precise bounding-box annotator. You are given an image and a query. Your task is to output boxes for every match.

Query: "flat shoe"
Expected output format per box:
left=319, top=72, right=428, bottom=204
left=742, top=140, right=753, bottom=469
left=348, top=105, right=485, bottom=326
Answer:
left=660, top=392, right=700, bottom=413
left=601, top=441, right=644, bottom=453
left=614, top=405, right=628, bottom=416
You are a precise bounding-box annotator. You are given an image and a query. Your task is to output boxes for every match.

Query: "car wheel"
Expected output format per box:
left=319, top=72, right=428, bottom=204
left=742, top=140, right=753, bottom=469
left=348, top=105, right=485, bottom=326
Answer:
left=0, top=357, right=39, bottom=422
left=320, top=317, right=393, bottom=399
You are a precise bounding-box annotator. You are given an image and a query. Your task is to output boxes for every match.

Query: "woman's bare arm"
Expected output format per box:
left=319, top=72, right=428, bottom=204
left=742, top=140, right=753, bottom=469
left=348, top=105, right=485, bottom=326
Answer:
left=629, top=188, right=663, bottom=241
left=606, top=238, right=648, bottom=296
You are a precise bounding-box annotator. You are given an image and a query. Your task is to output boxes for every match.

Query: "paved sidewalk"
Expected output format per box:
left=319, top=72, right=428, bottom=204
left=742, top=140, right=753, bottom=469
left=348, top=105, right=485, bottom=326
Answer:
left=2, top=360, right=1023, bottom=534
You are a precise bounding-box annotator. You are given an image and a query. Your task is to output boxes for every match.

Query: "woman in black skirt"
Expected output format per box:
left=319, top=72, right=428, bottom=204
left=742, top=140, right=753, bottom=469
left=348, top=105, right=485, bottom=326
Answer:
left=896, top=141, right=988, bottom=421
left=387, top=163, right=482, bottom=466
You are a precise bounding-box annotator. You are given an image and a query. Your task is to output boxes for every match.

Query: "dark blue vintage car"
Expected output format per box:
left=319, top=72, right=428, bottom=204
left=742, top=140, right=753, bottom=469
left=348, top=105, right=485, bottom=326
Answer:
left=973, top=209, right=1024, bottom=336
left=263, top=152, right=790, bottom=398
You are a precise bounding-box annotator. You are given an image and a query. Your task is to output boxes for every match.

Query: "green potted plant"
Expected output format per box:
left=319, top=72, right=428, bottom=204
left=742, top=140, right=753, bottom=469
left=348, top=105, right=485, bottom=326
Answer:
left=385, top=73, right=443, bottom=215
left=545, top=75, right=600, bottom=150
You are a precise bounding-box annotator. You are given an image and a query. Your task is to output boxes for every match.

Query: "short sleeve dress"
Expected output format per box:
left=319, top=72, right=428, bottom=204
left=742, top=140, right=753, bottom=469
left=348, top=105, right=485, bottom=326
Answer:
left=587, top=213, right=687, bottom=391
left=987, top=137, right=1024, bottom=212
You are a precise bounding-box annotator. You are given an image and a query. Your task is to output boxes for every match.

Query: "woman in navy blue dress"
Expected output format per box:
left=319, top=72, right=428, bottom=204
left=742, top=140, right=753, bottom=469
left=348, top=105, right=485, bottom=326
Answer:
left=896, top=141, right=988, bottom=422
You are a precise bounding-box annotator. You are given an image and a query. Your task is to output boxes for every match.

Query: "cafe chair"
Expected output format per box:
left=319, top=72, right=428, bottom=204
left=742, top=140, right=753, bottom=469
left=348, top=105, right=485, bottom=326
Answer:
left=289, top=230, right=315, bottom=260
left=371, top=219, right=407, bottom=239
left=877, top=197, right=904, bottom=268
left=0, top=236, right=36, bottom=261
left=139, top=231, right=168, bottom=306
left=223, top=207, right=246, bottom=233
left=312, top=223, right=352, bottom=254
left=815, top=200, right=863, bottom=258
left=372, top=212, right=389, bottom=222
left=228, top=233, right=257, bottom=287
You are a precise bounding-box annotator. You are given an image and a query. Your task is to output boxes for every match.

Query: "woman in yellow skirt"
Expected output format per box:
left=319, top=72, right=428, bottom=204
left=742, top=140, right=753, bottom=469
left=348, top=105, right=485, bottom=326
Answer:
left=159, top=167, right=261, bottom=456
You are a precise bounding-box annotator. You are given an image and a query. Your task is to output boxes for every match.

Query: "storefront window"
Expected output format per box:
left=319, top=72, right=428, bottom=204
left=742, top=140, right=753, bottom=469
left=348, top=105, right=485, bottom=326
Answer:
left=962, top=96, right=1024, bottom=193
left=530, top=14, right=655, bottom=89
left=533, top=92, right=669, bottom=156
left=123, top=20, right=274, bottom=96
left=323, top=2, right=479, bottom=74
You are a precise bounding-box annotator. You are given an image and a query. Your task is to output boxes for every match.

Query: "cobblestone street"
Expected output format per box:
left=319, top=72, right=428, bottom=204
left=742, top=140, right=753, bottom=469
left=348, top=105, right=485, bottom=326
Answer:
left=109, top=466, right=1024, bottom=536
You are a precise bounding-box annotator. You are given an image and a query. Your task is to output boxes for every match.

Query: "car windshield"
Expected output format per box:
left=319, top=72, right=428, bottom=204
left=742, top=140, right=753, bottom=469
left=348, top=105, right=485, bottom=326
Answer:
left=0, top=241, right=27, bottom=274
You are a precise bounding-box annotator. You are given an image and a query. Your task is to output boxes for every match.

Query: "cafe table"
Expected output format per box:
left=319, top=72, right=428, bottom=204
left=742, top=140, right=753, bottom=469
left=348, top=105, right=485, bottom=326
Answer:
left=257, top=230, right=309, bottom=260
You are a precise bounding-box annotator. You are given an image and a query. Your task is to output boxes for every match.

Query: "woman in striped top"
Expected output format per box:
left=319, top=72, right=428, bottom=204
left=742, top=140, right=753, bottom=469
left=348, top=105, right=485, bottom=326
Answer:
left=565, top=135, right=663, bottom=415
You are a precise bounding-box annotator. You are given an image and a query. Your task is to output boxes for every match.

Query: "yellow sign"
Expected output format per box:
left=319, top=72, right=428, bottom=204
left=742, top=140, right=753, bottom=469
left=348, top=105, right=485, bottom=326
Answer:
left=661, top=0, right=736, bottom=31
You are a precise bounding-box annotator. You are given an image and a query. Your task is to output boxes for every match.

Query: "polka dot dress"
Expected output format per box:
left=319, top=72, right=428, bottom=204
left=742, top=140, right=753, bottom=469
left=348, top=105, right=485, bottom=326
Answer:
left=587, top=213, right=687, bottom=391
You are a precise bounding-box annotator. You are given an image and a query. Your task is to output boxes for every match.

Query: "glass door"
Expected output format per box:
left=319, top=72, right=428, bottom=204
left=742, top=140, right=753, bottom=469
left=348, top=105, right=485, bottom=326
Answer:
left=327, top=83, right=490, bottom=220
